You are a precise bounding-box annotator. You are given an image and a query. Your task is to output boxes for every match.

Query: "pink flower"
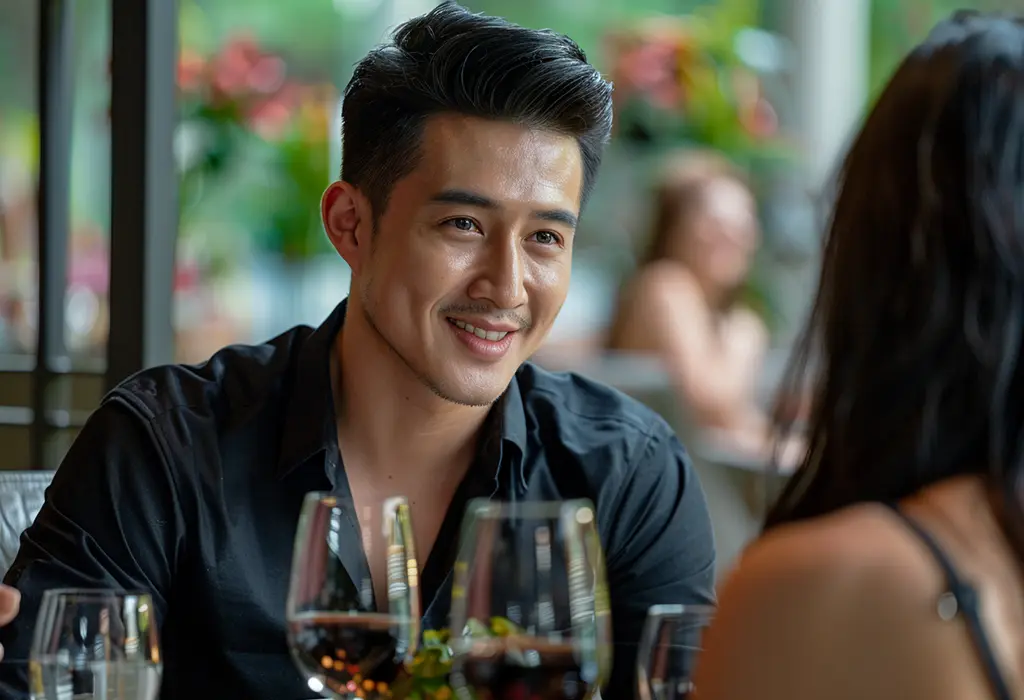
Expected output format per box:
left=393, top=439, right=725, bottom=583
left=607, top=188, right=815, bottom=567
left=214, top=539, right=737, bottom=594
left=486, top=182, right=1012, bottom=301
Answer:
left=247, top=84, right=300, bottom=140
left=211, top=33, right=264, bottom=99
left=174, top=260, right=201, bottom=293
left=177, top=49, right=207, bottom=92
left=742, top=96, right=778, bottom=139
left=247, top=55, right=286, bottom=94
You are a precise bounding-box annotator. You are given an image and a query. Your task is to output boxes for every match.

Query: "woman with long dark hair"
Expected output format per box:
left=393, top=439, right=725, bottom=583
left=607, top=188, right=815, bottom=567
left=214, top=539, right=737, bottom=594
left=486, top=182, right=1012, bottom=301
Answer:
left=695, top=12, right=1024, bottom=700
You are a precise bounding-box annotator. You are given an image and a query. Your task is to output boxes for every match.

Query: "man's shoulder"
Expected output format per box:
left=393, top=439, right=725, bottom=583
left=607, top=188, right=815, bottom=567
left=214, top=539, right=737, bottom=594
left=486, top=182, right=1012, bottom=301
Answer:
left=515, top=361, right=677, bottom=459
left=106, top=324, right=315, bottom=424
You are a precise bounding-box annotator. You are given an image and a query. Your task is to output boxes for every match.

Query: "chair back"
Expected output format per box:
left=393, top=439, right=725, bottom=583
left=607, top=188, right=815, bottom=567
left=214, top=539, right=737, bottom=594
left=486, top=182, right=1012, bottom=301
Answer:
left=0, top=471, right=53, bottom=577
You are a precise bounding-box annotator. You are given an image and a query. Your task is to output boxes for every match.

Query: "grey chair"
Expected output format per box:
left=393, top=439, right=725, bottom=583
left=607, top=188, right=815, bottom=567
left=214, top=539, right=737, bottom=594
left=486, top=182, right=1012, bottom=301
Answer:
left=0, top=471, right=53, bottom=577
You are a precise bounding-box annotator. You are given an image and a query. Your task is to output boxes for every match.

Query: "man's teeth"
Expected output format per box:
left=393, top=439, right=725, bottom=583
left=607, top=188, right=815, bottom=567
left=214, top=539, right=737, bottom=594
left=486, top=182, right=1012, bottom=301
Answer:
left=452, top=319, right=509, bottom=341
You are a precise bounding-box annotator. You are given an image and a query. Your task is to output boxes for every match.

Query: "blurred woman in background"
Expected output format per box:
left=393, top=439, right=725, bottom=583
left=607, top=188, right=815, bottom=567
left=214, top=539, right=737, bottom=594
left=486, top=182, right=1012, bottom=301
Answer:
left=696, top=12, right=1024, bottom=700
left=606, top=151, right=773, bottom=458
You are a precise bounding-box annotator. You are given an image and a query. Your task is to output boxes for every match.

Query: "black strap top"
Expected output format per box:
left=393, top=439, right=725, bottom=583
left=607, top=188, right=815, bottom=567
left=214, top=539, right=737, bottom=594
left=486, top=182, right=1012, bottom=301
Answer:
left=885, top=502, right=1013, bottom=700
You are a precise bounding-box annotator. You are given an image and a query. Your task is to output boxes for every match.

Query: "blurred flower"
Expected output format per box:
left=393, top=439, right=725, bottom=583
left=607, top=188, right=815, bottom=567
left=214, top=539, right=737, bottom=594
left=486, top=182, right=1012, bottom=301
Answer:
left=741, top=96, right=778, bottom=139
left=209, top=33, right=260, bottom=98
left=188, top=32, right=290, bottom=105
left=248, top=83, right=300, bottom=140
left=177, top=48, right=207, bottom=93
left=606, top=11, right=786, bottom=152
left=172, top=34, right=336, bottom=261
left=248, top=55, right=287, bottom=94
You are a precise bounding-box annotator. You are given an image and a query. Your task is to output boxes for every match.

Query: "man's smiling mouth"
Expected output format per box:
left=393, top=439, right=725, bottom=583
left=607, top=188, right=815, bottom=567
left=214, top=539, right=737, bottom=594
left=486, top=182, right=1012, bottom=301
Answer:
left=447, top=318, right=510, bottom=341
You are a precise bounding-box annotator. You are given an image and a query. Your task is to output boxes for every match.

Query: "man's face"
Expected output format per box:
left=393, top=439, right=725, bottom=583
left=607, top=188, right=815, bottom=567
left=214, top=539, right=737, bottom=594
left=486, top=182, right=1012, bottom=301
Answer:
left=341, top=114, right=582, bottom=407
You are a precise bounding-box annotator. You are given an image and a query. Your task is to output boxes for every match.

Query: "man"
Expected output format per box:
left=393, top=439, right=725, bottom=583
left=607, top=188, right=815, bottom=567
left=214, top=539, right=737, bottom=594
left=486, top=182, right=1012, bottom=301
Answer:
left=0, top=3, right=715, bottom=698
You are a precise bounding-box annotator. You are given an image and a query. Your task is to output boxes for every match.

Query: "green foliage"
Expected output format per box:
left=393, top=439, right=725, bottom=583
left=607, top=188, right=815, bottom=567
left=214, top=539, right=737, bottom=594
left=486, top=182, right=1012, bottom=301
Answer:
left=176, top=26, right=336, bottom=262
left=182, top=0, right=342, bottom=65
left=389, top=617, right=524, bottom=700
left=465, top=0, right=716, bottom=65
left=250, top=122, right=333, bottom=260
left=603, top=0, right=792, bottom=173
left=868, top=0, right=1013, bottom=101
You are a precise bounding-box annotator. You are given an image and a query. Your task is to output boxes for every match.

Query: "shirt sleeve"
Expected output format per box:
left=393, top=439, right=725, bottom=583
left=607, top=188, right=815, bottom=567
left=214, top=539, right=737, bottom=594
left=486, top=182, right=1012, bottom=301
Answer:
left=601, top=422, right=717, bottom=699
left=0, top=397, right=186, bottom=697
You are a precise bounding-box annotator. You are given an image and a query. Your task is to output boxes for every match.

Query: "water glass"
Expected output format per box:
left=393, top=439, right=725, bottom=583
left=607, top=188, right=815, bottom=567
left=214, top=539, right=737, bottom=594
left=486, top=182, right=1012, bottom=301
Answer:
left=636, top=604, right=714, bottom=700
left=29, top=588, right=161, bottom=699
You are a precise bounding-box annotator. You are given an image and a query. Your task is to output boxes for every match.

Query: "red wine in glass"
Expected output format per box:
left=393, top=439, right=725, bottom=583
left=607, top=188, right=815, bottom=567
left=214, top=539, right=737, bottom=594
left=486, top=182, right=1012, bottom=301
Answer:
left=288, top=611, right=413, bottom=699
left=286, top=494, right=420, bottom=700
left=448, top=500, right=611, bottom=700
left=458, top=638, right=592, bottom=700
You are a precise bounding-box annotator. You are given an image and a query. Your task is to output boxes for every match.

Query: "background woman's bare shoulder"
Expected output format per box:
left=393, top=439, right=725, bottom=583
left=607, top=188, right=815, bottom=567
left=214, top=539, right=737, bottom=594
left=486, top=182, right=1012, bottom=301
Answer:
left=628, top=260, right=704, bottom=312
left=695, top=503, right=1004, bottom=700
left=612, top=262, right=705, bottom=352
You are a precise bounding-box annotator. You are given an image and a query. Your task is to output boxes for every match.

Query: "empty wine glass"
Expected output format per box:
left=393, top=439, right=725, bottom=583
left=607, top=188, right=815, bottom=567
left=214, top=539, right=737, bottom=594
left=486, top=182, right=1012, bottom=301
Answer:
left=286, top=492, right=420, bottom=699
left=29, top=588, right=162, bottom=699
left=636, top=604, right=714, bottom=700
left=448, top=499, right=612, bottom=700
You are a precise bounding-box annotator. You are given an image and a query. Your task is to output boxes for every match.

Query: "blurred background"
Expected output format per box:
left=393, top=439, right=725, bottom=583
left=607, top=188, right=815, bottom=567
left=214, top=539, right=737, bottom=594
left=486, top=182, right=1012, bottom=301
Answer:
left=4, top=0, right=1001, bottom=362
left=0, top=0, right=1012, bottom=569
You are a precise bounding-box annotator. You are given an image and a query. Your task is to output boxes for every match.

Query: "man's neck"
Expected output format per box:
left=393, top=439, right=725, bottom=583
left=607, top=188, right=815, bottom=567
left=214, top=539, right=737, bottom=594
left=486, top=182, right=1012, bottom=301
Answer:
left=333, top=309, right=493, bottom=486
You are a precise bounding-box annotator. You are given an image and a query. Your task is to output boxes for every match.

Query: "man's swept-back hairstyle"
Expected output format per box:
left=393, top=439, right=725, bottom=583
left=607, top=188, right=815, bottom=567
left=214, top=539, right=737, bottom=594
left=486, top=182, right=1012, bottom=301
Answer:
left=340, top=2, right=614, bottom=216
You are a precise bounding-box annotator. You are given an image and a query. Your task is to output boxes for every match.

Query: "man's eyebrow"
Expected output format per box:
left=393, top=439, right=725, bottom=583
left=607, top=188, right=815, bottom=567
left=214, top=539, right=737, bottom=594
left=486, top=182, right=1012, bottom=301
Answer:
left=429, top=188, right=578, bottom=229
left=533, top=208, right=578, bottom=229
left=429, top=189, right=498, bottom=208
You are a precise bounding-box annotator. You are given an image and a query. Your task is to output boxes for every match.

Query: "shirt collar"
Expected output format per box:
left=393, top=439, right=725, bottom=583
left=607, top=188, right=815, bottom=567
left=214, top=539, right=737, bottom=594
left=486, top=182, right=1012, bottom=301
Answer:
left=498, top=372, right=528, bottom=492
left=276, top=298, right=529, bottom=492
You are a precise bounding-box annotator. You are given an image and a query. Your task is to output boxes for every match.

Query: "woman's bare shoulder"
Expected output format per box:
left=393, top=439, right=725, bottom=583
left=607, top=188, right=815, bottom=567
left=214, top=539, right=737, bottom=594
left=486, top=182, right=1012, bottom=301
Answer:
left=739, top=503, right=917, bottom=571
left=694, top=504, right=997, bottom=700
left=630, top=260, right=702, bottom=306
left=613, top=263, right=704, bottom=345
left=720, top=505, right=937, bottom=619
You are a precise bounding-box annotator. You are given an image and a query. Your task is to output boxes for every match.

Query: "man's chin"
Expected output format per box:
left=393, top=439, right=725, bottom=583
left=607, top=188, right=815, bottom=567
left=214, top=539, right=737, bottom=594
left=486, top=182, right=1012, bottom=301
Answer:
left=425, top=372, right=511, bottom=409
left=434, top=385, right=504, bottom=408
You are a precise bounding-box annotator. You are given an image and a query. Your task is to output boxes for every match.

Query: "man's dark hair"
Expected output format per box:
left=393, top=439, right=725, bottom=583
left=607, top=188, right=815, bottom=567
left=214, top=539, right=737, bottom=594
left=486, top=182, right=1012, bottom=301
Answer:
left=340, top=2, right=614, bottom=217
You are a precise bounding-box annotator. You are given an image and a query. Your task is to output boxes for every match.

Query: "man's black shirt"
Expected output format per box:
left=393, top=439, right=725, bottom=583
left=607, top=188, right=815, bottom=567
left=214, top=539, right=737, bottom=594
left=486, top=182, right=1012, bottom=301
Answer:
left=0, top=300, right=715, bottom=699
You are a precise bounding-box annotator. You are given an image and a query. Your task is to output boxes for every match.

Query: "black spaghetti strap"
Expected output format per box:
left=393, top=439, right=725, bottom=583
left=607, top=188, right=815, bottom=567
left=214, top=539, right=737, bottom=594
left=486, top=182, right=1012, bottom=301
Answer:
left=884, top=502, right=971, bottom=595
left=885, top=502, right=1014, bottom=700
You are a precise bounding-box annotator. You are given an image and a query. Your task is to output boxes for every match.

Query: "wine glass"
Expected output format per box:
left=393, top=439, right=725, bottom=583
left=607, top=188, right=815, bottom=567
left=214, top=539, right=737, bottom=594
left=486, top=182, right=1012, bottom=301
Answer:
left=448, top=499, right=612, bottom=700
left=635, top=604, right=714, bottom=700
left=29, top=588, right=162, bottom=699
left=286, top=492, right=420, bottom=699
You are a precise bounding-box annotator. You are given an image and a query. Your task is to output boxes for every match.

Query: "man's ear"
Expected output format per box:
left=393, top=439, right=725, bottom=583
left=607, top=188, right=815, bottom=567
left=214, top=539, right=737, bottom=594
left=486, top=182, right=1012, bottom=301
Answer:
left=322, top=181, right=373, bottom=274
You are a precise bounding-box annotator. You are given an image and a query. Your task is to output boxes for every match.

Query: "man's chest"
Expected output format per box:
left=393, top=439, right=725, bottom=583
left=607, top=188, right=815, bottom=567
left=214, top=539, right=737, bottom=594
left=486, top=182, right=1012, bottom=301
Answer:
left=348, top=481, right=458, bottom=569
left=179, top=463, right=467, bottom=643
left=162, top=463, right=327, bottom=692
left=169, top=447, right=598, bottom=689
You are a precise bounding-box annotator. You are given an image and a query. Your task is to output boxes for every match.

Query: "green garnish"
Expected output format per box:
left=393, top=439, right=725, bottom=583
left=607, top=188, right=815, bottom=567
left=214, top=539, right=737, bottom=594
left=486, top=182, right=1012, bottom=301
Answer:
left=391, top=617, right=522, bottom=699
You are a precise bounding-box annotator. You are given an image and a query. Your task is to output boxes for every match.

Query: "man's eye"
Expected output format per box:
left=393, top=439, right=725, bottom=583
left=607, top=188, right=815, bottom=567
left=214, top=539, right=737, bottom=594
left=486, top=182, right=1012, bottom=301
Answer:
left=446, top=217, right=478, bottom=232
left=532, top=231, right=562, bottom=246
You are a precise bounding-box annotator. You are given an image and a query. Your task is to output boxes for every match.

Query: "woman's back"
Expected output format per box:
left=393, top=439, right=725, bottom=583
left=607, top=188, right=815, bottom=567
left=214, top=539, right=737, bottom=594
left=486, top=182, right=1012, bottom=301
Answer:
left=695, top=475, right=1024, bottom=699
left=694, top=10, right=1024, bottom=700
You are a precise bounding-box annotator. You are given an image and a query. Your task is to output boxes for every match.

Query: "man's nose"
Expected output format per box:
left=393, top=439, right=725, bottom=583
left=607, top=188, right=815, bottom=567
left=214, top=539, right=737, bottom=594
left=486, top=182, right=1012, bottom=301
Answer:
left=469, top=237, right=528, bottom=309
